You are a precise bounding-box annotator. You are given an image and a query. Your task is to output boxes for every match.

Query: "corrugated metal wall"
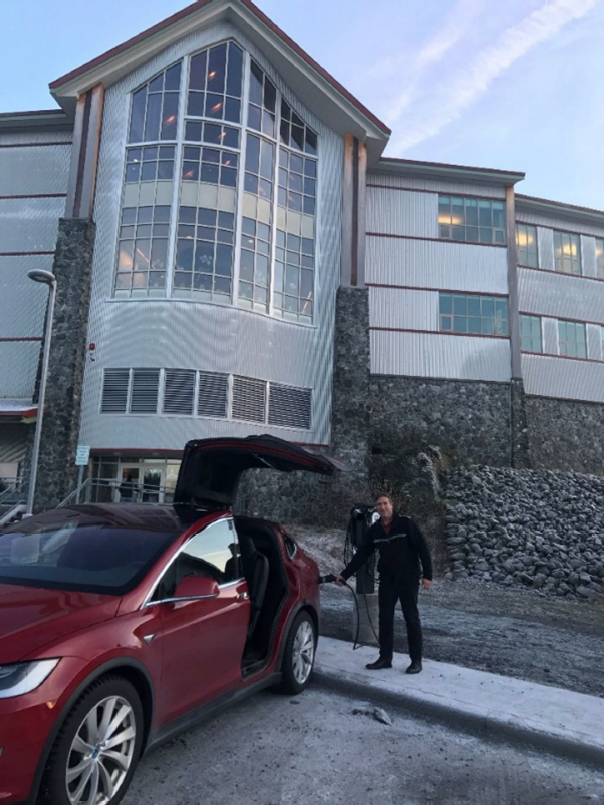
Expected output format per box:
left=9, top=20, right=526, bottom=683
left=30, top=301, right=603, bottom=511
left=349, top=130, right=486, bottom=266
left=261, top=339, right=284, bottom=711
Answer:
left=366, top=186, right=437, bottom=238
left=518, top=267, right=604, bottom=323
left=0, top=130, right=72, bottom=404
left=369, top=287, right=439, bottom=331
left=79, top=21, right=342, bottom=451
left=368, top=171, right=506, bottom=199
left=517, top=207, right=604, bottom=239
left=371, top=330, right=511, bottom=381
left=522, top=353, right=604, bottom=403
left=366, top=236, right=508, bottom=293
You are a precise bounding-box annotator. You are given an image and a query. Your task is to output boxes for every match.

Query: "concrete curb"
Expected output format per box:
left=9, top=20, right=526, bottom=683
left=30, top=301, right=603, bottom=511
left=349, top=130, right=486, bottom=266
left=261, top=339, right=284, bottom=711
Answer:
left=312, top=661, right=604, bottom=769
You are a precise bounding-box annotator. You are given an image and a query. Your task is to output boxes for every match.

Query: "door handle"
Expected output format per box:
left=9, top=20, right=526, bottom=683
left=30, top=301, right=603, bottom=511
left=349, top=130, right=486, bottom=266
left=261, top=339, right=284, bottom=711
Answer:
left=237, top=592, right=249, bottom=600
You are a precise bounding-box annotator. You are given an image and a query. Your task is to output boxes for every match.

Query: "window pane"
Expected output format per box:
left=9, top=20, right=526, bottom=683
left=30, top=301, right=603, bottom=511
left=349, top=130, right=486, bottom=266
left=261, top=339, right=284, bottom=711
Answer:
left=129, top=86, right=147, bottom=143
left=226, top=43, right=243, bottom=98
left=453, top=295, right=467, bottom=315
left=439, top=294, right=452, bottom=314
left=453, top=316, right=467, bottom=333
left=165, top=62, right=182, bottom=91
left=161, top=93, right=179, bottom=139
left=144, top=93, right=162, bottom=142
left=207, top=44, right=227, bottom=93
left=189, top=51, right=207, bottom=91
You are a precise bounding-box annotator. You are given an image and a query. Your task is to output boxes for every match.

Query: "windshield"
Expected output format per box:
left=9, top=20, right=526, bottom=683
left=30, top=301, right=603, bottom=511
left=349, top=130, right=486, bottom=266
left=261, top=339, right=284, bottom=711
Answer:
left=0, top=511, right=179, bottom=594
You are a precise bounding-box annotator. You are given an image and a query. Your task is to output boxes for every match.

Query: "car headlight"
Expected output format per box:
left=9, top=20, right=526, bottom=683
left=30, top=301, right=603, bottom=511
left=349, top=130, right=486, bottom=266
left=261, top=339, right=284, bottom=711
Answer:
left=0, top=659, right=60, bottom=699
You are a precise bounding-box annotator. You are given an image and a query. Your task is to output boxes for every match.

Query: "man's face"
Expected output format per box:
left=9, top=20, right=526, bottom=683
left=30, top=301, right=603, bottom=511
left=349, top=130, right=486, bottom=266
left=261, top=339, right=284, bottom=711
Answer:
left=376, top=496, right=393, bottom=520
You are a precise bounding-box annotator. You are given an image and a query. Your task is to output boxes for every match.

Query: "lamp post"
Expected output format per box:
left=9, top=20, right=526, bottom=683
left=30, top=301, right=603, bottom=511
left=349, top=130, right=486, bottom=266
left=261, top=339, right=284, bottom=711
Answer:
left=25, top=269, right=57, bottom=516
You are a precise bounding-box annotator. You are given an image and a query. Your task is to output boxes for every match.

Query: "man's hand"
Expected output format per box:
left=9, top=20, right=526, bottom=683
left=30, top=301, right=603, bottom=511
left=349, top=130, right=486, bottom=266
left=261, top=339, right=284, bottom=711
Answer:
left=421, top=578, right=432, bottom=591
left=335, top=575, right=346, bottom=587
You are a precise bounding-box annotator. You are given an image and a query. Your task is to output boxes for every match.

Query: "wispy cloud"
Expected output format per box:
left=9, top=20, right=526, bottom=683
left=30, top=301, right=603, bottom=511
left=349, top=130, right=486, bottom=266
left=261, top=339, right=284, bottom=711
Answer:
left=387, top=0, right=597, bottom=153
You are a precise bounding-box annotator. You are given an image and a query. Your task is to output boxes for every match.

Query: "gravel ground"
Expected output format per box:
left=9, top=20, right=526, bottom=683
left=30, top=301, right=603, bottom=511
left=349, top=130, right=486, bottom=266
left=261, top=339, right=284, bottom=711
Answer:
left=291, top=527, right=604, bottom=698
left=123, top=687, right=604, bottom=805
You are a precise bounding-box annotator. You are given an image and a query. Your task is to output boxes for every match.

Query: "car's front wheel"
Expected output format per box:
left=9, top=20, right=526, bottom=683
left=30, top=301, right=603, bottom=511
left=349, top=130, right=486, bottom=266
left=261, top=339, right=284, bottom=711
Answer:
left=41, top=675, right=144, bottom=805
left=279, top=611, right=316, bottom=695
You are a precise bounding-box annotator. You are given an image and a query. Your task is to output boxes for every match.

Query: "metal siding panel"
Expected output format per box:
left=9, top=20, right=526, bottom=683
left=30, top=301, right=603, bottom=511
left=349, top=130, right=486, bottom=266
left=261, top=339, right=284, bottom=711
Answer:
left=367, top=171, right=506, bottom=199
left=522, top=353, right=604, bottom=403
left=517, top=209, right=604, bottom=239
left=370, top=330, right=511, bottom=381
left=366, top=187, right=438, bottom=238
left=80, top=22, right=342, bottom=450
left=0, top=424, right=30, bottom=463
left=369, top=287, right=438, bottom=330
left=0, top=144, right=71, bottom=196
left=537, top=227, right=554, bottom=271
left=518, top=268, right=604, bottom=324
left=0, top=196, right=62, bottom=252
left=586, top=324, right=603, bottom=361
left=542, top=317, right=559, bottom=355
left=366, top=236, right=509, bottom=294
left=0, top=255, right=50, bottom=338
left=0, top=341, right=40, bottom=399
left=581, top=235, right=597, bottom=279
left=0, top=130, right=72, bottom=146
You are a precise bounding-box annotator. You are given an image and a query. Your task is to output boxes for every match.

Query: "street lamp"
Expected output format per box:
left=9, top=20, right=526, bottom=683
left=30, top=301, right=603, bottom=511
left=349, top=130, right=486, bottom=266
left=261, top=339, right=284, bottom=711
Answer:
left=25, top=269, right=57, bottom=516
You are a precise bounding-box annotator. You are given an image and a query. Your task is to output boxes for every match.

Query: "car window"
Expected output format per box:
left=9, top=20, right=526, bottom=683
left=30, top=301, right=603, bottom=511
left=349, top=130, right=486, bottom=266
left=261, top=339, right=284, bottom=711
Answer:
left=0, top=515, right=179, bottom=595
left=153, top=518, right=241, bottom=600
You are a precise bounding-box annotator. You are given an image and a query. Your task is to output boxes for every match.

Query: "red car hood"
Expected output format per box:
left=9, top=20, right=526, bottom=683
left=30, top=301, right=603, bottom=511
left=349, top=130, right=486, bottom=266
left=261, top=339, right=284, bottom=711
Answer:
left=0, top=583, right=120, bottom=664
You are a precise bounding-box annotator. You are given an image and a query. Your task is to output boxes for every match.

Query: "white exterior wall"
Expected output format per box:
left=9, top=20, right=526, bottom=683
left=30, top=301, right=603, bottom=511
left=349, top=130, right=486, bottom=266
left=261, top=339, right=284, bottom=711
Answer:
left=517, top=209, right=604, bottom=404
left=79, top=22, right=343, bottom=451
left=365, top=173, right=511, bottom=382
left=0, top=130, right=72, bottom=402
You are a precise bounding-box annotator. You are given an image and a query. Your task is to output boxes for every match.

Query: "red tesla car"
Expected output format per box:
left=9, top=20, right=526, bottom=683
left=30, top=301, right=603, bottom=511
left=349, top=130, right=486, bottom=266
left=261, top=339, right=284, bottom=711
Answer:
left=0, top=436, right=341, bottom=805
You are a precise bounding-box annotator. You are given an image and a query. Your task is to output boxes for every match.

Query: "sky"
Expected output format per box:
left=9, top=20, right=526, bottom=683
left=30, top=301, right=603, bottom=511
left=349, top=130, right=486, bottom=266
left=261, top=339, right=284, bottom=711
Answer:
left=2, top=0, right=604, bottom=209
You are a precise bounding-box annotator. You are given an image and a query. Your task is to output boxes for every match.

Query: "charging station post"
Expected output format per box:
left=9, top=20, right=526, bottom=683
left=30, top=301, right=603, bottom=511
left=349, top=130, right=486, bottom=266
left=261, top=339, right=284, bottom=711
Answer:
left=349, top=506, right=379, bottom=646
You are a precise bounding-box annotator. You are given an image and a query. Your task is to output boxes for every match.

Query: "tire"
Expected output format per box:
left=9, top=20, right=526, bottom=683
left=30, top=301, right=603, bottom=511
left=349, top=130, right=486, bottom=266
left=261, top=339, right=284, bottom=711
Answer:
left=279, top=611, right=316, bottom=695
left=40, top=675, right=144, bottom=805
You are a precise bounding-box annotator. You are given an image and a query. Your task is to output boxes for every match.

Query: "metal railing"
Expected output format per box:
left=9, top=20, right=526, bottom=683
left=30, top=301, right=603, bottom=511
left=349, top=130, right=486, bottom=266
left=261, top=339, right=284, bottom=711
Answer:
left=0, top=477, right=28, bottom=506
left=58, top=479, right=175, bottom=508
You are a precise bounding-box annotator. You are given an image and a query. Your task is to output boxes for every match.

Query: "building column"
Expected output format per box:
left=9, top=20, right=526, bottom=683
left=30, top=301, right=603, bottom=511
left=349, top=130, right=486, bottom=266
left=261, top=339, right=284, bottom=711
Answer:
left=33, top=85, right=103, bottom=510
left=505, top=185, right=531, bottom=469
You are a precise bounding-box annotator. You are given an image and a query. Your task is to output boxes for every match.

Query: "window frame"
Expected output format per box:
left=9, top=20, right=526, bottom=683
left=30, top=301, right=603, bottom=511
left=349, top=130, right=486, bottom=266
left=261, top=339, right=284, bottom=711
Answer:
left=516, top=223, right=539, bottom=268
left=553, top=229, right=582, bottom=276
left=557, top=318, right=587, bottom=359
left=438, top=292, right=510, bottom=337
left=438, top=195, right=506, bottom=246
left=144, top=516, right=243, bottom=607
left=519, top=314, right=543, bottom=353
left=113, top=41, right=320, bottom=327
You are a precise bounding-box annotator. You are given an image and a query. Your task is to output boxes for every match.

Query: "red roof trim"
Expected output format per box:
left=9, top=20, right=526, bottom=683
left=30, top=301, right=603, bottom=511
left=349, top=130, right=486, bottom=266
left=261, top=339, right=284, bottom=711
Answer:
left=0, top=407, right=37, bottom=418
left=49, top=0, right=390, bottom=136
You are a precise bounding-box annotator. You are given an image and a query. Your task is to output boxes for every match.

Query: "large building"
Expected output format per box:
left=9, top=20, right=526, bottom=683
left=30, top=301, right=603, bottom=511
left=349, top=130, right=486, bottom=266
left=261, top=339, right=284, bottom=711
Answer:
left=1, top=0, right=603, bottom=517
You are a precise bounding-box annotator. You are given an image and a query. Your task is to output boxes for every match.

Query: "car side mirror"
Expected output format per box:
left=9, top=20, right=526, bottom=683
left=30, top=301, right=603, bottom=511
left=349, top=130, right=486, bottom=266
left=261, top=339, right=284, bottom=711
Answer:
left=173, top=575, right=219, bottom=601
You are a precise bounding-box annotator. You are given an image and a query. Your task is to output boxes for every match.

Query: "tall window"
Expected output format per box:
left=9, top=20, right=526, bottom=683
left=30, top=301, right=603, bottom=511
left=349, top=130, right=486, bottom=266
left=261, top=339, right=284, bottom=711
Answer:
left=558, top=320, right=586, bottom=358
left=553, top=231, right=581, bottom=276
left=520, top=315, right=542, bottom=353
left=438, top=196, right=505, bottom=245
left=596, top=238, right=604, bottom=279
left=114, top=43, right=319, bottom=323
left=115, top=62, right=182, bottom=298
left=516, top=224, right=538, bottom=267
left=439, top=293, right=509, bottom=336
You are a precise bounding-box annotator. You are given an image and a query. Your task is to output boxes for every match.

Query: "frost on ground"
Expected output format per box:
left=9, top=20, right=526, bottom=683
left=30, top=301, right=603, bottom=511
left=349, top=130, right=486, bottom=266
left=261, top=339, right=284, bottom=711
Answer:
left=289, top=526, right=604, bottom=698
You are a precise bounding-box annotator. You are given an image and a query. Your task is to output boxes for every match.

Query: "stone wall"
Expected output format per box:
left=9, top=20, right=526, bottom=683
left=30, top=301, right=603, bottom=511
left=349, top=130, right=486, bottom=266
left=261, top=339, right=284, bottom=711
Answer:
left=369, top=376, right=513, bottom=467
left=525, top=397, right=604, bottom=475
left=34, top=219, right=96, bottom=510
left=442, top=465, right=604, bottom=599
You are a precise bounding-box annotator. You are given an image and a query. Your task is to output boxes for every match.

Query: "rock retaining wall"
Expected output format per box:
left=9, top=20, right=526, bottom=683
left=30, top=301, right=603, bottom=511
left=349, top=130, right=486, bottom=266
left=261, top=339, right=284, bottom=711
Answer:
left=442, top=466, right=604, bottom=599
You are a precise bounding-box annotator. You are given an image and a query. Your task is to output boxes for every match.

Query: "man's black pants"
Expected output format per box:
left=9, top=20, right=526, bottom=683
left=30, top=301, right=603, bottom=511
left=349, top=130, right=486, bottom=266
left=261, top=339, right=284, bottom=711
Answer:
left=378, top=575, right=422, bottom=663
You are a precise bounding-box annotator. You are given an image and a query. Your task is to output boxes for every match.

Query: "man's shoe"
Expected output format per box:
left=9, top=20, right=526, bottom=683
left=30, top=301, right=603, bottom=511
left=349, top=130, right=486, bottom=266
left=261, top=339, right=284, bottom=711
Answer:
left=365, top=658, right=392, bottom=670
left=406, top=661, right=422, bottom=674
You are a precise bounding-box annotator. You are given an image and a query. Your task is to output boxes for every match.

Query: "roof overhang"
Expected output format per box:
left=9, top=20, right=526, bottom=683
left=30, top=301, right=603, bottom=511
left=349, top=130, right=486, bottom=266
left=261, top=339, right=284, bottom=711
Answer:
left=373, top=157, right=525, bottom=188
left=516, top=194, right=604, bottom=228
left=0, top=109, right=72, bottom=134
left=49, top=0, right=390, bottom=160
left=0, top=401, right=38, bottom=422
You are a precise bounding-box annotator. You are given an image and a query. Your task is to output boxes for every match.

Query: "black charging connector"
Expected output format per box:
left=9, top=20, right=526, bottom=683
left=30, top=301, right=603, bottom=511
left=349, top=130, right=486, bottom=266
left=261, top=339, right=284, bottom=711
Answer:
left=318, top=574, right=337, bottom=584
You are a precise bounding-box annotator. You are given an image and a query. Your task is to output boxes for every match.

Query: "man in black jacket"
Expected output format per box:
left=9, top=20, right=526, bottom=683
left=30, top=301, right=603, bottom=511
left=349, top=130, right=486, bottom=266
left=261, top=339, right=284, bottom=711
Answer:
left=336, top=493, right=433, bottom=674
